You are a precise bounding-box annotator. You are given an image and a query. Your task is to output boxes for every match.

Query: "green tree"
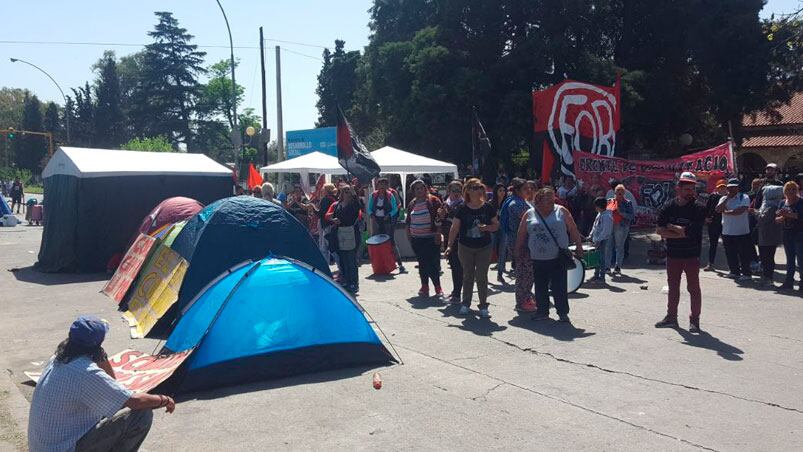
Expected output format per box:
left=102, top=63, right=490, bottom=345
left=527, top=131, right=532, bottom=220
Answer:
left=196, top=59, right=244, bottom=130
left=93, top=51, right=126, bottom=148
left=0, top=88, right=27, bottom=166
left=69, top=82, right=95, bottom=147
left=43, top=102, right=61, bottom=143
left=315, top=40, right=362, bottom=126
left=15, top=94, right=46, bottom=171
left=121, top=136, right=175, bottom=152
left=129, top=11, right=206, bottom=150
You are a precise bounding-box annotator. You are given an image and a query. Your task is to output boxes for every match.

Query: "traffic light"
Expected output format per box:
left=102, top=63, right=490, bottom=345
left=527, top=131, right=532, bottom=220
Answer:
left=7, top=127, right=15, bottom=140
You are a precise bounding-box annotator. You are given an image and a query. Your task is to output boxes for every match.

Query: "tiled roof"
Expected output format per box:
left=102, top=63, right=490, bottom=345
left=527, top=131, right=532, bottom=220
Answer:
left=742, top=134, right=803, bottom=148
left=743, top=92, right=803, bottom=127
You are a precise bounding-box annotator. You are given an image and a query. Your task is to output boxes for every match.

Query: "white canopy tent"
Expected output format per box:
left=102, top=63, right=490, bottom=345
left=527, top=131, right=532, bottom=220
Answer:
left=260, top=151, right=347, bottom=194
left=370, top=146, right=459, bottom=202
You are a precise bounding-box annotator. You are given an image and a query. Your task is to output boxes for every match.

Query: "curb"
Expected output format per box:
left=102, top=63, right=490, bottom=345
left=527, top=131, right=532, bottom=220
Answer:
left=0, top=365, right=29, bottom=451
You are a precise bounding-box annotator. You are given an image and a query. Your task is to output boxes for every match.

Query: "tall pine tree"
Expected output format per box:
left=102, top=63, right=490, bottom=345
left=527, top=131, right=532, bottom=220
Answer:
left=43, top=102, right=61, bottom=143
left=129, top=12, right=206, bottom=150
left=93, top=51, right=126, bottom=148
left=14, top=94, right=46, bottom=171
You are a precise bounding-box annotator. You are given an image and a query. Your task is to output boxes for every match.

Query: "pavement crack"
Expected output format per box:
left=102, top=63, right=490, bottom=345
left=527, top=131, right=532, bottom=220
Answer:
left=469, top=383, right=505, bottom=402
left=395, top=343, right=719, bottom=451
left=385, top=299, right=803, bottom=416
left=493, top=338, right=803, bottom=415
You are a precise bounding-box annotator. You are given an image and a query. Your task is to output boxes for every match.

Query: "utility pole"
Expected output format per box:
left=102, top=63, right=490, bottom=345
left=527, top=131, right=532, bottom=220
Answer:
left=275, top=46, right=285, bottom=163
left=259, top=27, right=270, bottom=167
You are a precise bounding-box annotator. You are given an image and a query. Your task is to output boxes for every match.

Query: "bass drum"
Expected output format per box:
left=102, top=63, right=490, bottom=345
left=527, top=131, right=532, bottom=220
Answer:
left=567, top=257, right=586, bottom=293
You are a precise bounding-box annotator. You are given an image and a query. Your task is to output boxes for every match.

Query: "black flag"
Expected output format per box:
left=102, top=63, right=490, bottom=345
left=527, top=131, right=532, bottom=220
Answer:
left=336, top=107, right=381, bottom=184
left=472, top=107, right=492, bottom=176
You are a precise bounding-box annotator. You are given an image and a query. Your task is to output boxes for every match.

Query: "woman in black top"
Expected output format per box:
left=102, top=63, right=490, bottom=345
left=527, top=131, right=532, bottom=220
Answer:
left=777, top=181, right=803, bottom=292
left=324, top=185, right=362, bottom=294
left=445, top=178, right=499, bottom=318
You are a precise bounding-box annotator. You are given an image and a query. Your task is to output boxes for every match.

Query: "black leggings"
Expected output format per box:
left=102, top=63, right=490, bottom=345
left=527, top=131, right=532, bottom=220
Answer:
left=447, top=240, right=462, bottom=297
left=707, top=224, right=722, bottom=265
left=410, top=236, right=441, bottom=287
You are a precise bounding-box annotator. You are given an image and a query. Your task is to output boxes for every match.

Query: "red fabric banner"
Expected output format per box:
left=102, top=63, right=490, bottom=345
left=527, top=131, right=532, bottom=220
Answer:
left=573, top=142, right=735, bottom=226
left=247, top=163, right=263, bottom=190
left=533, top=78, right=621, bottom=182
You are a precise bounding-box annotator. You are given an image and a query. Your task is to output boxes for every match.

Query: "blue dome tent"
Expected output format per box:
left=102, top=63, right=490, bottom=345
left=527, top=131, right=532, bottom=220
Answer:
left=163, top=196, right=330, bottom=333
left=162, top=257, right=396, bottom=393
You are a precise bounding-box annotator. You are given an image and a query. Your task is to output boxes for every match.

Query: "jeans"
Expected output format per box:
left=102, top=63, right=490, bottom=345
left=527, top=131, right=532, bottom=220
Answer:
left=338, top=249, right=359, bottom=290
left=607, top=224, right=629, bottom=268
left=595, top=239, right=609, bottom=279
left=707, top=224, right=722, bottom=265
left=447, top=239, right=463, bottom=297
left=459, top=243, right=492, bottom=309
left=665, top=257, right=702, bottom=321
left=496, top=231, right=507, bottom=275
left=372, top=217, right=403, bottom=267
left=532, top=258, right=569, bottom=316
left=411, top=236, right=441, bottom=288
left=782, top=232, right=803, bottom=285
left=75, top=409, right=153, bottom=452
left=758, top=245, right=777, bottom=279
left=723, top=234, right=753, bottom=276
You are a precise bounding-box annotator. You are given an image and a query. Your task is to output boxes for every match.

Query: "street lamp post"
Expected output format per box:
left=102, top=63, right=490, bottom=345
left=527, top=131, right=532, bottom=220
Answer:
left=9, top=58, right=70, bottom=144
left=215, top=0, right=241, bottom=179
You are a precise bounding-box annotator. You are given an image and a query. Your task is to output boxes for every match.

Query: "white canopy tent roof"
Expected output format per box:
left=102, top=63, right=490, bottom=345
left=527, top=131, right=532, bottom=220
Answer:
left=43, top=147, right=232, bottom=179
left=371, top=146, right=459, bottom=178
left=259, top=151, right=347, bottom=175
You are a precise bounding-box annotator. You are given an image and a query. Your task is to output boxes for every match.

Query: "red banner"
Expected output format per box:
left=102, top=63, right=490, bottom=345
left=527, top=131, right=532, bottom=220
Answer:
left=108, top=349, right=191, bottom=393
left=533, top=78, right=621, bottom=182
left=102, top=234, right=157, bottom=304
left=573, top=142, right=735, bottom=226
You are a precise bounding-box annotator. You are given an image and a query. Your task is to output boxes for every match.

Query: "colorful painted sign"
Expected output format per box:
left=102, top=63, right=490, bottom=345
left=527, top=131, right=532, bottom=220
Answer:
left=102, top=234, right=157, bottom=304
left=108, top=349, right=192, bottom=393
left=123, top=244, right=188, bottom=338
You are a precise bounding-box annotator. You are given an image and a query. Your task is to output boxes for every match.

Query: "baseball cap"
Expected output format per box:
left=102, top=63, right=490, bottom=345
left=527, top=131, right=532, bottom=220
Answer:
left=69, top=315, right=109, bottom=347
left=678, top=172, right=697, bottom=184
left=727, top=178, right=740, bottom=187
left=766, top=163, right=779, bottom=169
left=715, top=179, right=727, bottom=188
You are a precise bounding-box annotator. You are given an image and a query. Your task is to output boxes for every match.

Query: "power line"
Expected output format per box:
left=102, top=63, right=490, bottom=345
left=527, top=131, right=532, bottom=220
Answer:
left=281, top=47, right=323, bottom=62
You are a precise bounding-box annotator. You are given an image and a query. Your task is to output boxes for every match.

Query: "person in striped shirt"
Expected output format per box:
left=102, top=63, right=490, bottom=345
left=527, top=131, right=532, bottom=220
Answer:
left=406, top=179, right=444, bottom=298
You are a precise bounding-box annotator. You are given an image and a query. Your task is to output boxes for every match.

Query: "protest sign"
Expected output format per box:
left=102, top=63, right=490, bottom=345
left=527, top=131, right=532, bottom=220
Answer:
left=123, top=244, right=188, bottom=338
left=101, top=234, right=157, bottom=304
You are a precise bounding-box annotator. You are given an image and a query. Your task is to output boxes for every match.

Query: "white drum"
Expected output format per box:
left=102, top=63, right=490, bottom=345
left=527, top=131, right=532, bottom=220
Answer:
left=567, top=257, right=586, bottom=293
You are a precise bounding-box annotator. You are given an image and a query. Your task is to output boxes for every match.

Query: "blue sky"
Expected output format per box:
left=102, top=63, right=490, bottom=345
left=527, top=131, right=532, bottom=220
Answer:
left=1, top=0, right=799, bottom=139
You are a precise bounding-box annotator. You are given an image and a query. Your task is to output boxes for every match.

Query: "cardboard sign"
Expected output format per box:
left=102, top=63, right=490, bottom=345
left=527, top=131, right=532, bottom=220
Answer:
left=108, top=349, right=191, bottom=393
left=102, top=234, right=157, bottom=304
left=123, top=244, right=188, bottom=338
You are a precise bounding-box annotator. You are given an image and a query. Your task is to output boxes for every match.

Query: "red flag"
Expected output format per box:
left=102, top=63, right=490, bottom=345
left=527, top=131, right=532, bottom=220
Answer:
left=310, top=174, right=326, bottom=202
left=533, top=79, right=621, bottom=181
left=247, top=163, right=263, bottom=190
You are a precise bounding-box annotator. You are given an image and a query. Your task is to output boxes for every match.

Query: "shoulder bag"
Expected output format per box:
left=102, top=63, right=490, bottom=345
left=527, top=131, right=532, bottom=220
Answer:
left=533, top=207, right=576, bottom=269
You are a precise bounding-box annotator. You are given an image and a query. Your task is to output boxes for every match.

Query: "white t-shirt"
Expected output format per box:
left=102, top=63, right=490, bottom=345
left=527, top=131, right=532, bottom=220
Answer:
left=718, top=193, right=751, bottom=236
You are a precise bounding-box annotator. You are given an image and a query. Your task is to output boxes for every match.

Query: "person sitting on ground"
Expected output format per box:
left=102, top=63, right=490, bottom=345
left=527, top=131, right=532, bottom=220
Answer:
left=588, top=197, right=614, bottom=285
left=28, top=316, right=175, bottom=452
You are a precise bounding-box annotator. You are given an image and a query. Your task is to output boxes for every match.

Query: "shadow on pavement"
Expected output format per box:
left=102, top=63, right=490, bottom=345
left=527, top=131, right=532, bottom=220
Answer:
left=406, top=295, right=446, bottom=310
left=179, top=364, right=392, bottom=402
left=508, top=316, right=595, bottom=341
left=567, top=291, right=590, bottom=299
left=8, top=266, right=109, bottom=286
left=610, top=273, right=647, bottom=284
left=445, top=313, right=508, bottom=337
left=674, top=329, right=744, bottom=361
left=365, top=273, right=396, bottom=282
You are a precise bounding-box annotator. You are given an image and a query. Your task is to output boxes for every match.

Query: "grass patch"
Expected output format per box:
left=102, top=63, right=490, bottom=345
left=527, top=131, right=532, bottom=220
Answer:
left=25, top=186, right=43, bottom=194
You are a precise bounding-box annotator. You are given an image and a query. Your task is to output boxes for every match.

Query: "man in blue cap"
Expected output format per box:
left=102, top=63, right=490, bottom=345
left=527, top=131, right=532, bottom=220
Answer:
left=28, top=316, right=175, bottom=452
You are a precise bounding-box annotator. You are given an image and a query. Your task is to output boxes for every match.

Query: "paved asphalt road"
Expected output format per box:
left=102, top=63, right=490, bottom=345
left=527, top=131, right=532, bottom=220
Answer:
left=0, top=223, right=801, bottom=451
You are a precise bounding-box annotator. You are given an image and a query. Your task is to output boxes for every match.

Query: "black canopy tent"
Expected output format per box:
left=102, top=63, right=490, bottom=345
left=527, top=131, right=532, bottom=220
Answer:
left=36, top=147, right=233, bottom=273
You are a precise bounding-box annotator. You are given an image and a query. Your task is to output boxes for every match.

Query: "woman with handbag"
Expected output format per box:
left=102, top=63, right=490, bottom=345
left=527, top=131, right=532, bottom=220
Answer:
left=516, top=187, right=584, bottom=323
left=445, top=178, right=499, bottom=318
left=325, top=184, right=362, bottom=294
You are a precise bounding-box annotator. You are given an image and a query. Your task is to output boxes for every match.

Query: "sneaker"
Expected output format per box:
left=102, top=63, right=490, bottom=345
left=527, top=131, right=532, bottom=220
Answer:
left=654, top=316, right=678, bottom=328
left=497, top=274, right=505, bottom=284
left=398, top=265, right=407, bottom=273
left=531, top=313, right=550, bottom=321
left=614, top=266, right=621, bottom=275
left=779, top=282, right=794, bottom=290
left=750, top=261, right=761, bottom=273
left=479, top=309, right=491, bottom=318
left=448, top=293, right=462, bottom=304
left=689, top=319, right=701, bottom=333
left=516, top=299, right=537, bottom=313
left=458, top=305, right=470, bottom=315
left=703, top=264, right=715, bottom=272
left=558, top=314, right=571, bottom=323
left=418, top=285, right=430, bottom=297
left=434, top=286, right=445, bottom=301
left=724, top=273, right=739, bottom=279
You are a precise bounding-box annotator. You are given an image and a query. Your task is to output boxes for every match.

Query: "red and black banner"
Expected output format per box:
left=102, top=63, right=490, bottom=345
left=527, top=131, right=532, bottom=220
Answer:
left=533, top=77, right=621, bottom=182
left=337, top=108, right=381, bottom=184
